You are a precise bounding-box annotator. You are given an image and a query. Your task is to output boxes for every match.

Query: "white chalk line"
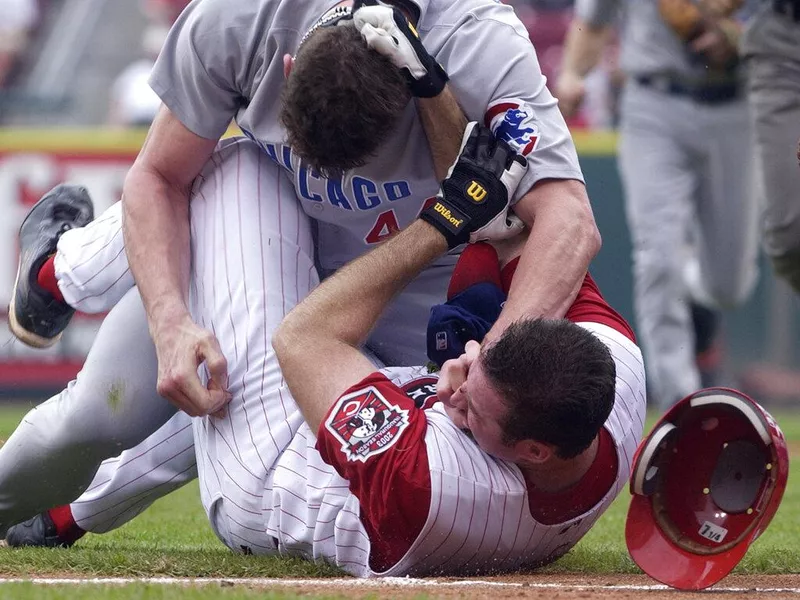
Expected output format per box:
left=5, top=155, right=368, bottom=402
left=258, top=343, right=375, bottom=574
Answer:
left=0, top=577, right=797, bottom=593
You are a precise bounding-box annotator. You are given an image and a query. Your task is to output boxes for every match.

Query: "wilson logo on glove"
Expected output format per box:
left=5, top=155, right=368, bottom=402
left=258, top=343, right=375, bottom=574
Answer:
left=420, top=122, right=528, bottom=249
left=466, top=182, right=488, bottom=203
left=431, top=202, right=465, bottom=230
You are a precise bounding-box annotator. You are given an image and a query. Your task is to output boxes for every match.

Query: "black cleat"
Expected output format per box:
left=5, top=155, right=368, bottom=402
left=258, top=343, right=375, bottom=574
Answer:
left=5, top=512, right=75, bottom=548
left=9, top=184, right=94, bottom=348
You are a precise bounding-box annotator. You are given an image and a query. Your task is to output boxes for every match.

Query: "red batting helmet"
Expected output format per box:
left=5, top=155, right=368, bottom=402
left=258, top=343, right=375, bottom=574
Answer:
left=625, top=388, right=788, bottom=591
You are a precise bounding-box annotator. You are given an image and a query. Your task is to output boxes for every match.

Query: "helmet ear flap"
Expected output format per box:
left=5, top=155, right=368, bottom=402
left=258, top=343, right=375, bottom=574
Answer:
left=631, top=422, right=678, bottom=497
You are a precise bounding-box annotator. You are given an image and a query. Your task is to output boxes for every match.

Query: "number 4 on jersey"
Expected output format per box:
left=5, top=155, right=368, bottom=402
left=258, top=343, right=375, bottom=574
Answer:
left=364, top=198, right=437, bottom=245
left=365, top=210, right=400, bottom=244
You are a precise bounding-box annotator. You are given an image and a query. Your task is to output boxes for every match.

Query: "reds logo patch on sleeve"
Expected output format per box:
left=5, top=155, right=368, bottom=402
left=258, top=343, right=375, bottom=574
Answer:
left=325, top=386, right=411, bottom=463
left=484, top=100, right=540, bottom=156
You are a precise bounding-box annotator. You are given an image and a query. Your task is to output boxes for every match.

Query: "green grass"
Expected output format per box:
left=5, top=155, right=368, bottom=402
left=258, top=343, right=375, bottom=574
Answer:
left=0, top=403, right=797, bottom=587
left=0, top=584, right=355, bottom=600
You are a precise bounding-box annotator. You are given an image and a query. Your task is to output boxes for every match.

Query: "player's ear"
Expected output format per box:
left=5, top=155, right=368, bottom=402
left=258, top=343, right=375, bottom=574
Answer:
left=283, top=54, right=295, bottom=79
left=514, top=439, right=553, bottom=465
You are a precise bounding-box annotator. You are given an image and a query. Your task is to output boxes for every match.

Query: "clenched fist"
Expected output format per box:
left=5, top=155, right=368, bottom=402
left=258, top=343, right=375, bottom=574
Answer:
left=555, top=70, right=587, bottom=120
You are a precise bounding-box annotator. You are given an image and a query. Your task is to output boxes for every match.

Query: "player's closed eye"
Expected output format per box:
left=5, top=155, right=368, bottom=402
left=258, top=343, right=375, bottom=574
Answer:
left=465, top=389, right=479, bottom=422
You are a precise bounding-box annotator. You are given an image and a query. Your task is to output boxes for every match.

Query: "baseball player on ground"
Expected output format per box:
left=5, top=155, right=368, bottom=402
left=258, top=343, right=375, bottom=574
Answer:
left=6, top=127, right=646, bottom=572
left=741, top=1, right=800, bottom=291
left=556, top=0, right=760, bottom=409
left=2, top=0, right=599, bottom=545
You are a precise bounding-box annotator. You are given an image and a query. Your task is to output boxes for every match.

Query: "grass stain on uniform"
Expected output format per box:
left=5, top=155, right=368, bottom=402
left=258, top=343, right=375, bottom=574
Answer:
left=107, top=382, right=125, bottom=413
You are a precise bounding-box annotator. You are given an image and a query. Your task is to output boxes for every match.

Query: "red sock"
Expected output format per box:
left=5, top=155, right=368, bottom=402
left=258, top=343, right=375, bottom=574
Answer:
left=36, top=255, right=64, bottom=303
left=48, top=505, right=85, bottom=545
left=447, top=243, right=502, bottom=300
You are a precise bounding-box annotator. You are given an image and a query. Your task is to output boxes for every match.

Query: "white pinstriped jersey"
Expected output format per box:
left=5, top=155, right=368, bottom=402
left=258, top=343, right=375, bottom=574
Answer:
left=263, top=323, right=645, bottom=577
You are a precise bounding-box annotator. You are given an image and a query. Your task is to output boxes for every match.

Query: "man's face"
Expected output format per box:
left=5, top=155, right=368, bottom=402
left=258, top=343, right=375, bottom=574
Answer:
left=441, top=354, right=517, bottom=461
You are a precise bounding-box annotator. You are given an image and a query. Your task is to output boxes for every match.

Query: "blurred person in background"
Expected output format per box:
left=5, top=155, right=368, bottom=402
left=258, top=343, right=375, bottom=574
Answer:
left=0, top=0, right=38, bottom=88
left=107, top=26, right=166, bottom=128
left=511, top=0, right=622, bottom=128
left=108, top=1, right=188, bottom=127
left=742, top=1, right=800, bottom=293
left=141, top=0, right=190, bottom=26
left=556, top=0, right=760, bottom=409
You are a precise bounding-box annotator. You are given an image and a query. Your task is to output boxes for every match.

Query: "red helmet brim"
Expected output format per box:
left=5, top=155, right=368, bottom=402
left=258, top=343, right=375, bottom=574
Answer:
left=626, top=493, right=752, bottom=590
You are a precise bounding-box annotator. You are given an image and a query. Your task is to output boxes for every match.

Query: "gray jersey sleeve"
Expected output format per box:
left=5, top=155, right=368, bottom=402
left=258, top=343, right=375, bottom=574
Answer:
left=148, top=0, right=268, bottom=140
left=575, top=0, right=620, bottom=27
left=432, top=4, right=584, bottom=200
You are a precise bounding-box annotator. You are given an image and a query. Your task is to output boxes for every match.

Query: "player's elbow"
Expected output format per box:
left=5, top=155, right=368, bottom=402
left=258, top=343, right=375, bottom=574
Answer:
left=581, top=208, right=602, bottom=260
left=517, top=178, right=601, bottom=266
left=273, top=311, right=315, bottom=372
left=272, top=319, right=298, bottom=366
left=561, top=182, right=602, bottom=261
left=123, top=161, right=190, bottom=207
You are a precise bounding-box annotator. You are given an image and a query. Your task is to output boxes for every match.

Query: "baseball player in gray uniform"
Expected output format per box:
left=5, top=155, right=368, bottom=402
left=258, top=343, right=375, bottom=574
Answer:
left=1, top=0, right=597, bottom=546
left=556, top=0, right=759, bottom=408
left=741, top=1, right=800, bottom=291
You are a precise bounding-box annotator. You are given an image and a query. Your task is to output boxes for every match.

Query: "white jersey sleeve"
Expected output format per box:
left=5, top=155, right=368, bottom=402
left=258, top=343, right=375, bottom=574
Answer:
left=423, top=1, right=585, bottom=200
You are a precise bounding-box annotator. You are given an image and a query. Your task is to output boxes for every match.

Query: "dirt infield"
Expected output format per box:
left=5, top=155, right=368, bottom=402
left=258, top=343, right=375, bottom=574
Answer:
left=13, top=574, right=800, bottom=599
left=263, top=574, right=800, bottom=599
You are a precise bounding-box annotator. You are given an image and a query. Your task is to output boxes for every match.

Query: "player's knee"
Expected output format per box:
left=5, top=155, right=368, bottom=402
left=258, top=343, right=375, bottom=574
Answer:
left=705, top=274, right=756, bottom=309
left=770, top=249, right=800, bottom=295
left=53, top=386, right=131, bottom=451
left=631, top=246, right=682, bottom=292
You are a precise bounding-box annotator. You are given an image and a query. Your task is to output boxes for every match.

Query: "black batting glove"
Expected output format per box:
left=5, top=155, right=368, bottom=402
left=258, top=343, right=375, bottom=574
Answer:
left=420, top=123, right=528, bottom=250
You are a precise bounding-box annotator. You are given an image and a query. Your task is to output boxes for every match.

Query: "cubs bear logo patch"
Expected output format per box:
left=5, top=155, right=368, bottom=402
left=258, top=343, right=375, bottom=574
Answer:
left=325, top=386, right=410, bottom=463
left=484, top=100, right=540, bottom=156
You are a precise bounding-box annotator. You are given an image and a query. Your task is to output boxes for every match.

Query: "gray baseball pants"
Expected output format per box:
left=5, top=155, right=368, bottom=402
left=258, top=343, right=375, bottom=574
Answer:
left=742, top=5, right=800, bottom=292
left=618, top=80, right=759, bottom=408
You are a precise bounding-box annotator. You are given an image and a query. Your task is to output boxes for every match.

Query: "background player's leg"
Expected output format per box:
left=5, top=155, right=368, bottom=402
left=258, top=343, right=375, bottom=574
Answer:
left=618, top=84, right=699, bottom=408
left=694, top=99, right=759, bottom=308
left=0, top=289, right=176, bottom=535
left=54, top=200, right=135, bottom=314
left=70, top=412, right=197, bottom=534
left=187, top=138, right=317, bottom=554
left=745, top=39, right=800, bottom=291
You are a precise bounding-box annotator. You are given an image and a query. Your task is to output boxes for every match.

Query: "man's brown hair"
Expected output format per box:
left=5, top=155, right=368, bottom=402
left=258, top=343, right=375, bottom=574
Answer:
left=280, top=23, right=412, bottom=177
left=482, top=318, right=617, bottom=459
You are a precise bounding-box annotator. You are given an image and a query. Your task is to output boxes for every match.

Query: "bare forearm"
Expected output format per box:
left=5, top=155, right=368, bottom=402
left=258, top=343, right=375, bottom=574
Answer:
left=122, top=164, right=192, bottom=332
left=274, top=221, right=447, bottom=431
left=562, top=18, right=611, bottom=77
left=489, top=181, right=600, bottom=336
left=280, top=221, right=447, bottom=350
left=416, top=86, right=469, bottom=181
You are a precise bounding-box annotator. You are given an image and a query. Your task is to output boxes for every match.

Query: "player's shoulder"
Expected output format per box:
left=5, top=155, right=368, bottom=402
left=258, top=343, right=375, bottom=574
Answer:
left=422, top=0, right=528, bottom=38
left=177, top=0, right=288, bottom=38
left=180, top=0, right=261, bottom=22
